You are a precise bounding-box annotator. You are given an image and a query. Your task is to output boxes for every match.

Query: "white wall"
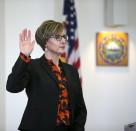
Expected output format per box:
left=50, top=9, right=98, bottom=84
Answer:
left=5, top=0, right=54, bottom=131
left=76, top=0, right=136, bottom=131
left=4, top=0, right=136, bottom=131
left=0, top=0, right=6, bottom=130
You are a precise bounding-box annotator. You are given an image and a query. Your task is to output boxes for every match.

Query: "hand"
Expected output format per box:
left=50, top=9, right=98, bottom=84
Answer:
left=19, top=28, right=35, bottom=56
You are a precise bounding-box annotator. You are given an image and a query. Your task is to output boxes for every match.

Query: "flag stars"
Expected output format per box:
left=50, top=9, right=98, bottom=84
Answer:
left=70, top=14, right=74, bottom=18
left=70, top=36, right=75, bottom=40
left=70, top=12, right=76, bottom=17
left=70, top=21, right=74, bottom=25
left=70, top=28, right=74, bottom=32
left=64, top=0, right=81, bottom=73
left=70, top=6, right=74, bottom=10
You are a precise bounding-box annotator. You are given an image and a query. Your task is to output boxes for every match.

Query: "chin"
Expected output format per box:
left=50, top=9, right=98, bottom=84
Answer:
left=57, top=52, right=65, bottom=55
left=57, top=50, right=65, bottom=55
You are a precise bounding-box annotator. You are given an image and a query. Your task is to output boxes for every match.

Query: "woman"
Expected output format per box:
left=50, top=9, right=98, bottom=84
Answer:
left=6, top=20, right=87, bottom=131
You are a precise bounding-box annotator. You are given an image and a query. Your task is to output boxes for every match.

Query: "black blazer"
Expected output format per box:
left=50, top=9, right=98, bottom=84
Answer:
left=6, top=55, right=87, bottom=131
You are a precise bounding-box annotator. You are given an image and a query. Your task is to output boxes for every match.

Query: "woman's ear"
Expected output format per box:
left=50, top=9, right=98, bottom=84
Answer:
left=45, top=43, right=48, bottom=48
left=44, top=44, right=48, bottom=52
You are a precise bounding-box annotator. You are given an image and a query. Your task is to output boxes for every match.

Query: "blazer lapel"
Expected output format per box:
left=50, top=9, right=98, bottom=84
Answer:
left=60, top=62, right=72, bottom=88
left=39, top=55, right=73, bottom=93
left=39, top=55, right=59, bottom=86
left=40, top=56, right=74, bottom=109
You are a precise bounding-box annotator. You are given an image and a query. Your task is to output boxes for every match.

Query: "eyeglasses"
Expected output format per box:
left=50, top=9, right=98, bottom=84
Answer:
left=50, top=34, right=68, bottom=41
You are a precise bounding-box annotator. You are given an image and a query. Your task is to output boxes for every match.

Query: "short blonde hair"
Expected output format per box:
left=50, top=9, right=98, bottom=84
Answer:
left=35, top=20, right=64, bottom=51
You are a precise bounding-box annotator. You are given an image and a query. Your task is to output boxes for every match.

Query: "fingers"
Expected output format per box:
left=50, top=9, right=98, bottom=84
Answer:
left=28, top=30, right=31, bottom=41
left=20, top=28, right=31, bottom=41
left=22, top=28, right=26, bottom=41
left=19, top=28, right=35, bottom=49
left=19, top=29, right=35, bottom=55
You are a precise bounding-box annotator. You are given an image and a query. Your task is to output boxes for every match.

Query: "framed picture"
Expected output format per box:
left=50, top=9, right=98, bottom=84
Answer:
left=96, top=32, right=128, bottom=66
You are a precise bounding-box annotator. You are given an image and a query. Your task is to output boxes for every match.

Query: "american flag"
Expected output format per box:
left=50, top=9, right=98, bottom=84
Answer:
left=63, top=0, right=82, bottom=78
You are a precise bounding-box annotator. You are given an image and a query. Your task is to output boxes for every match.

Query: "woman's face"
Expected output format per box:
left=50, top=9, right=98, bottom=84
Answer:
left=46, top=30, right=67, bottom=56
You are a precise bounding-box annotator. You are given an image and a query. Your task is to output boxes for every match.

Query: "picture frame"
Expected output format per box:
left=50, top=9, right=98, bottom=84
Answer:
left=96, top=32, right=128, bottom=66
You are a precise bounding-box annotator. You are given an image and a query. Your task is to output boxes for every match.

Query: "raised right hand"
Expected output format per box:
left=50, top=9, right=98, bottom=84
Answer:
left=19, top=29, right=35, bottom=56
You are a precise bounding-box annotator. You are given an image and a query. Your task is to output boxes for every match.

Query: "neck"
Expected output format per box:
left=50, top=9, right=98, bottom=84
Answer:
left=44, top=51, right=60, bottom=66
